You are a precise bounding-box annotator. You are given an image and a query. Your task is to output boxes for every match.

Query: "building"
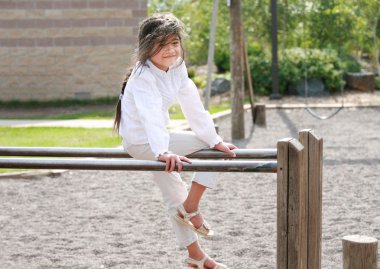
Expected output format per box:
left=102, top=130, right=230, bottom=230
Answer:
left=0, top=0, right=147, bottom=101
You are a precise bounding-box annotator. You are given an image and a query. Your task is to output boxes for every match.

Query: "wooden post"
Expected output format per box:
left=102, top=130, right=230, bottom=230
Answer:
left=277, top=138, right=291, bottom=269
left=229, top=0, right=245, bottom=140
left=204, top=0, right=219, bottom=110
left=342, top=235, right=378, bottom=269
left=253, top=103, right=266, bottom=127
left=299, top=129, right=323, bottom=269
left=287, top=139, right=307, bottom=269
left=277, top=137, right=308, bottom=269
left=243, top=37, right=255, bottom=123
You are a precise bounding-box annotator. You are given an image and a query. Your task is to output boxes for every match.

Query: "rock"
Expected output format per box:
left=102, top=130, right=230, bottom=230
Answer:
left=289, top=78, right=328, bottom=97
left=344, top=72, right=375, bottom=92
left=211, top=78, right=231, bottom=96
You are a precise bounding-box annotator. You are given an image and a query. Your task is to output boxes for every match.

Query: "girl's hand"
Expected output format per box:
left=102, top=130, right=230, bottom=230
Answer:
left=212, top=141, right=238, bottom=157
left=158, top=153, right=192, bottom=173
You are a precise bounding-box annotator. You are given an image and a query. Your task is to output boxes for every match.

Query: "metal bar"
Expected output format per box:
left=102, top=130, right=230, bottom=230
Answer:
left=0, top=158, right=277, bottom=173
left=0, top=147, right=277, bottom=159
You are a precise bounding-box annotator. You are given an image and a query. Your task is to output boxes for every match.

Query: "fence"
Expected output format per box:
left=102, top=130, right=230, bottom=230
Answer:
left=0, top=129, right=323, bottom=269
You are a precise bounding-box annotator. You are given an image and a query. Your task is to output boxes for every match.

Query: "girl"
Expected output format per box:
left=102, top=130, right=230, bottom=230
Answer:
left=114, top=13, right=237, bottom=269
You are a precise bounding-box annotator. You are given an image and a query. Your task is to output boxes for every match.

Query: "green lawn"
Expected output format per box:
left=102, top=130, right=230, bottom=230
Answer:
left=0, top=127, right=122, bottom=173
left=0, top=101, right=236, bottom=120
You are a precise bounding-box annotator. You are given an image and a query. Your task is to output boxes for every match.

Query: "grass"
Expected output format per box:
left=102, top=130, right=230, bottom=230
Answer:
left=0, top=127, right=122, bottom=173
left=0, top=110, right=115, bottom=120
left=0, top=97, right=117, bottom=109
left=0, top=127, right=121, bottom=147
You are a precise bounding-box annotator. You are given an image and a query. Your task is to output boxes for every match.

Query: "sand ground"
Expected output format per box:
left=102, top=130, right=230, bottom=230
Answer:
left=0, top=106, right=379, bottom=269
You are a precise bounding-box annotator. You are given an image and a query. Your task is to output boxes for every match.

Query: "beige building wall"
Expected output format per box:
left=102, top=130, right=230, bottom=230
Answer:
left=0, top=0, right=147, bottom=101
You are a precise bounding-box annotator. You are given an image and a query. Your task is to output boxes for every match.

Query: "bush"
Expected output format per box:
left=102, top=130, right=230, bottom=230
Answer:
left=340, top=54, right=361, bottom=73
left=215, top=48, right=230, bottom=73
left=376, top=76, right=380, bottom=90
left=246, top=48, right=348, bottom=95
left=281, top=48, right=346, bottom=93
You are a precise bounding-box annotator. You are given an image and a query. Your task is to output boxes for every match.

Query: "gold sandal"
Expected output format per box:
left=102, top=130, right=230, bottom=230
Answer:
left=175, top=204, right=214, bottom=237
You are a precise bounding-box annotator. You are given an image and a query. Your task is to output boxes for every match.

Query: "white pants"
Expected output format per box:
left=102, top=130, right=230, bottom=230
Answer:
left=123, top=131, right=219, bottom=248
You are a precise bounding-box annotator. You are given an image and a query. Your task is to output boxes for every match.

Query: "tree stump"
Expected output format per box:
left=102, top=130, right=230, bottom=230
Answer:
left=342, top=235, right=378, bottom=269
left=254, top=103, right=266, bottom=127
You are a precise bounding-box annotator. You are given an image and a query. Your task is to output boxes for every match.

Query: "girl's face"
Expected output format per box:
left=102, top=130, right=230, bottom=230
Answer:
left=150, top=35, right=181, bottom=71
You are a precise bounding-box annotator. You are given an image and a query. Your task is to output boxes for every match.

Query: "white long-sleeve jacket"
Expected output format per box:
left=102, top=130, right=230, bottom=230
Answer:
left=119, top=58, right=222, bottom=158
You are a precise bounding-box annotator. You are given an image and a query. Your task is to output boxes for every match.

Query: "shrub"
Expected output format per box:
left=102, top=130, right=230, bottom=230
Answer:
left=216, top=47, right=349, bottom=96
left=375, top=76, right=380, bottom=90
left=215, top=47, right=230, bottom=73
left=281, top=48, right=346, bottom=93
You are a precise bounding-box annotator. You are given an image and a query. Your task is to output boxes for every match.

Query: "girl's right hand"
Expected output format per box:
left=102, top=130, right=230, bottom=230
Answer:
left=158, top=152, right=192, bottom=173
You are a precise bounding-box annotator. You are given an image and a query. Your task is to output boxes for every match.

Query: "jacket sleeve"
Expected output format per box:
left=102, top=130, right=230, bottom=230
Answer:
left=177, top=63, right=222, bottom=148
left=130, top=74, right=170, bottom=158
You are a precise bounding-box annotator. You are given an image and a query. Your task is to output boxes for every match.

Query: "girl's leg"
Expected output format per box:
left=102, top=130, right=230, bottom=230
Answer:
left=168, top=131, right=221, bottom=228
left=125, top=143, right=198, bottom=248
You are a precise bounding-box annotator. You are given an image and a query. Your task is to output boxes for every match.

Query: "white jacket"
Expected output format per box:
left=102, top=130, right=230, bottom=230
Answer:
left=119, top=58, right=222, bottom=158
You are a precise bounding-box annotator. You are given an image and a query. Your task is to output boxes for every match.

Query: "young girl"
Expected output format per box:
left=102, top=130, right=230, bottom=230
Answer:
left=114, top=13, right=237, bottom=269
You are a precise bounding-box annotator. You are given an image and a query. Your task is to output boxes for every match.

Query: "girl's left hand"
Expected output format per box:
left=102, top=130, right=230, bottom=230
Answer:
left=212, top=141, right=238, bottom=157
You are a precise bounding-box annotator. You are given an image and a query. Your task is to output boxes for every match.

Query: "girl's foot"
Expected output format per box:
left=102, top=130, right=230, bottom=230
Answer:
left=186, top=254, right=228, bottom=269
left=177, top=204, right=204, bottom=229
left=175, top=204, right=214, bottom=236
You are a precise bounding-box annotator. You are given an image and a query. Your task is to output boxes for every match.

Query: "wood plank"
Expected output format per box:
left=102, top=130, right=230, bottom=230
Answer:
left=298, top=130, right=310, bottom=269
left=277, top=138, right=292, bottom=269
left=288, top=139, right=306, bottom=269
left=308, top=130, right=323, bottom=269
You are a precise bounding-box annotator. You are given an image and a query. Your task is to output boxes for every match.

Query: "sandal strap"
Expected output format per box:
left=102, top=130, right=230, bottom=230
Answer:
left=178, top=204, right=200, bottom=222
left=185, top=255, right=208, bottom=269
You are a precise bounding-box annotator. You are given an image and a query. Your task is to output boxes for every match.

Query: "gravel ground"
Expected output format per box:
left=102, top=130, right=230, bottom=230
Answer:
left=0, top=107, right=379, bottom=269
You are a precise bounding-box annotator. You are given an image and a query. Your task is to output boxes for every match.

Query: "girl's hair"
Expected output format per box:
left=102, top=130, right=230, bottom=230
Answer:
left=113, top=13, right=186, bottom=132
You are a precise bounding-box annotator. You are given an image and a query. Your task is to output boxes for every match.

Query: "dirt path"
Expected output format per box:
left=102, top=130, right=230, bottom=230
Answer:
left=0, top=107, right=379, bottom=268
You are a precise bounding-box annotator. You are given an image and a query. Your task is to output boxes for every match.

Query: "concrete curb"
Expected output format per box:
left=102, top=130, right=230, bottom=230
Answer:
left=0, top=169, right=67, bottom=179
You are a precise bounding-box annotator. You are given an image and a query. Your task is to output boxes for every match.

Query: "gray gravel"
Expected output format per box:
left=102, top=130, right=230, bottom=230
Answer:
left=1, top=107, right=379, bottom=269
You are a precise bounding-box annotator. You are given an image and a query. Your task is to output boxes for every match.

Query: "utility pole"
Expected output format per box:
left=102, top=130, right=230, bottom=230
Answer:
left=229, top=0, right=245, bottom=140
left=270, top=0, right=281, bottom=99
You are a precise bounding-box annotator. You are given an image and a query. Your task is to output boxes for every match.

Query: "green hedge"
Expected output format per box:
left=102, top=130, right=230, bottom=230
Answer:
left=246, top=48, right=355, bottom=95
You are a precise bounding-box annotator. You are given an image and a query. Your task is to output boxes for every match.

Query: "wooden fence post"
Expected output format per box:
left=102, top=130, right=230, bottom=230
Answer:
left=288, top=139, right=307, bottom=269
left=277, top=138, right=291, bottom=269
left=299, top=129, right=323, bottom=269
left=277, top=138, right=307, bottom=269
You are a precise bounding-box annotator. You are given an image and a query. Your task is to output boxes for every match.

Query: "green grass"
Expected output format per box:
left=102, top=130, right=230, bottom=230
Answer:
left=0, top=110, right=115, bottom=120
left=0, top=127, right=121, bottom=147
left=0, top=127, right=122, bottom=173
left=0, top=97, right=117, bottom=109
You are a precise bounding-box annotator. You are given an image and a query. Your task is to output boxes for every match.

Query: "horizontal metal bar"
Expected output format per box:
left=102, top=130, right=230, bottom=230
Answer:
left=0, top=158, right=277, bottom=173
left=0, top=147, right=277, bottom=159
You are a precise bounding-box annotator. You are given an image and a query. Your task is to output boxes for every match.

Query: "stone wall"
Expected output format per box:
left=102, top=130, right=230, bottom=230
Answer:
left=0, top=0, right=147, bottom=101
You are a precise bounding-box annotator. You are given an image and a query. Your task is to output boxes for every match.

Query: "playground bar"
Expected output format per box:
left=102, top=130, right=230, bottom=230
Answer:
left=0, top=158, right=277, bottom=173
left=0, top=147, right=277, bottom=159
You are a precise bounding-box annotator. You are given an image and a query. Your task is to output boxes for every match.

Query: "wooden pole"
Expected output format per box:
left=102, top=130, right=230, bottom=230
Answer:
left=287, top=139, right=307, bottom=269
left=229, top=0, right=245, bottom=140
left=243, top=37, right=255, bottom=122
left=270, top=0, right=281, bottom=99
left=204, top=0, right=219, bottom=110
left=342, top=235, right=378, bottom=269
left=277, top=138, right=292, bottom=269
left=299, top=129, right=323, bottom=269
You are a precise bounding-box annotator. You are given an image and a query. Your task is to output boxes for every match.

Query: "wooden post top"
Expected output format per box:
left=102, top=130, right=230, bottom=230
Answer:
left=343, top=235, right=378, bottom=244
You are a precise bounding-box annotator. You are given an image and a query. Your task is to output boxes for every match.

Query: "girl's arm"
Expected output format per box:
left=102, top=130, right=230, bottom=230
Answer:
left=130, top=75, right=170, bottom=159
left=177, top=78, right=222, bottom=147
